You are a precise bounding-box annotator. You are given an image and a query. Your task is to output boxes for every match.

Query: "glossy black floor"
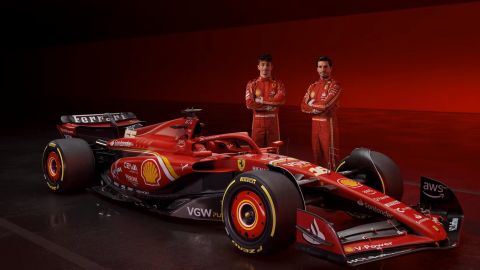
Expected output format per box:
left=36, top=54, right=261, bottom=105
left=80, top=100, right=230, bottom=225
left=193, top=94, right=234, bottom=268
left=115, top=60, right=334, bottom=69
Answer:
left=1, top=103, right=479, bottom=269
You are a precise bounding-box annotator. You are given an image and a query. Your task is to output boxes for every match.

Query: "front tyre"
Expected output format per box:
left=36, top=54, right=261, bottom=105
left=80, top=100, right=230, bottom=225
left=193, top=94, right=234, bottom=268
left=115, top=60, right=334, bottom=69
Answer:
left=222, top=171, right=302, bottom=254
left=336, top=147, right=403, bottom=200
left=42, top=138, right=95, bottom=193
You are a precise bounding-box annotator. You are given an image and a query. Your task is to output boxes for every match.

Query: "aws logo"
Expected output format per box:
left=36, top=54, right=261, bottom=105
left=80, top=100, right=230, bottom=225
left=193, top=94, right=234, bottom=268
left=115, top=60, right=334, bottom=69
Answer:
left=141, top=159, right=161, bottom=185
left=422, top=181, right=446, bottom=199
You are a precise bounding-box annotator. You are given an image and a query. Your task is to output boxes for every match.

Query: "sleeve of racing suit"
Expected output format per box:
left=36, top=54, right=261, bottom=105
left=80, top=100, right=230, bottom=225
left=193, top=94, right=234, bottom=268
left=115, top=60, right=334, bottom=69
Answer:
left=311, top=82, right=341, bottom=112
left=301, top=84, right=315, bottom=113
left=245, top=80, right=264, bottom=110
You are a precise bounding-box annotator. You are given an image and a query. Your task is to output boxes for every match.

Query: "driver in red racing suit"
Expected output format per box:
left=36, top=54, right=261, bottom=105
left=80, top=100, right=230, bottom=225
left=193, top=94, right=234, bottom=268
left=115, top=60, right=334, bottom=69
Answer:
left=246, top=54, right=286, bottom=147
left=301, top=56, right=341, bottom=168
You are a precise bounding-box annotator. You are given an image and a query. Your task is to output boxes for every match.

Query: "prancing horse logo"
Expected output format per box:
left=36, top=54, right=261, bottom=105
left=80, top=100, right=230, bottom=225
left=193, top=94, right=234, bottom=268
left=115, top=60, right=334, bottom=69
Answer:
left=237, top=159, right=246, bottom=171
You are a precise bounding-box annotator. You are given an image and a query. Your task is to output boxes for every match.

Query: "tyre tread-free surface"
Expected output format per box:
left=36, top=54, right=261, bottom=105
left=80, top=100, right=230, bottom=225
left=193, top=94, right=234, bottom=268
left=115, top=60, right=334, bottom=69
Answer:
left=42, top=138, right=95, bottom=192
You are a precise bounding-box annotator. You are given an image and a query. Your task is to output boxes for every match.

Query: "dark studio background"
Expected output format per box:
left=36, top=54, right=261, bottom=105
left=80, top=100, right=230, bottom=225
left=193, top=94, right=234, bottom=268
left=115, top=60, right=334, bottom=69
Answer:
left=2, top=0, right=480, bottom=127
left=1, top=2, right=480, bottom=269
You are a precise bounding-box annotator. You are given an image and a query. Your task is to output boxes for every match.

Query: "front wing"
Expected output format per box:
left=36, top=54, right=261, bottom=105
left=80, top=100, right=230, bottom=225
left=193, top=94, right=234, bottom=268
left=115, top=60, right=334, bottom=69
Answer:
left=295, top=177, right=464, bottom=266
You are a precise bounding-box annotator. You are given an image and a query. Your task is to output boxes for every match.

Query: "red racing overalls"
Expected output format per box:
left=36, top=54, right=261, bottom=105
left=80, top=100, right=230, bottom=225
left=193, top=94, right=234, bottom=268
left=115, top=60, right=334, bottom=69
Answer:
left=246, top=77, right=286, bottom=147
left=301, top=78, right=341, bottom=168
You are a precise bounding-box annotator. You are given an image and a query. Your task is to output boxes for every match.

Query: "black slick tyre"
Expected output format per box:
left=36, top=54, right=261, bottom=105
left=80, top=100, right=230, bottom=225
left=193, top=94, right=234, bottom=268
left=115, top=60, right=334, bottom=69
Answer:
left=336, top=147, right=403, bottom=200
left=222, top=170, right=303, bottom=254
left=42, top=138, right=95, bottom=193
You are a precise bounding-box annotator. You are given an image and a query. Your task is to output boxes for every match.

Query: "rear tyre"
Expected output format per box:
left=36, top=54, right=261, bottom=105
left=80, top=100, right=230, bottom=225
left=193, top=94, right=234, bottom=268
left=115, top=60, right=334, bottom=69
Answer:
left=42, top=138, right=95, bottom=193
left=336, top=148, right=403, bottom=200
left=222, top=170, right=302, bottom=254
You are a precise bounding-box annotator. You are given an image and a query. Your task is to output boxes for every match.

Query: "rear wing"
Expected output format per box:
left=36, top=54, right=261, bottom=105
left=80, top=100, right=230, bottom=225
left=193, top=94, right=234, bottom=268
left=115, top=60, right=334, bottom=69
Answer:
left=60, top=112, right=137, bottom=124
left=296, top=177, right=464, bottom=266
left=57, top=112, right=143, bottom=143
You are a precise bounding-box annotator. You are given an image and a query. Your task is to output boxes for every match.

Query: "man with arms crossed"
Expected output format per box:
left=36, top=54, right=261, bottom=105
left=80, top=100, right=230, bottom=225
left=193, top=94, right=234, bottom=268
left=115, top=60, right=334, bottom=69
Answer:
left=245, top=54, right=286, bottom=147
left=301, top=56, right=341, bottom=168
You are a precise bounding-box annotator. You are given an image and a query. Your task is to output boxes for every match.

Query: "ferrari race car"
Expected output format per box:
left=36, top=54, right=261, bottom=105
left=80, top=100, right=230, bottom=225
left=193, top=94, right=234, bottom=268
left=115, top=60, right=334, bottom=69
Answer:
left=42, top=109, right=463, bottom=266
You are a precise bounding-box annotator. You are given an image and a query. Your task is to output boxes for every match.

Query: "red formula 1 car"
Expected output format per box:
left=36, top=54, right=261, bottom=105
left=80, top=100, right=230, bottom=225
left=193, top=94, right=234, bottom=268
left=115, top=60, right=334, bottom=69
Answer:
left=42, top=109, right=463, bottom=266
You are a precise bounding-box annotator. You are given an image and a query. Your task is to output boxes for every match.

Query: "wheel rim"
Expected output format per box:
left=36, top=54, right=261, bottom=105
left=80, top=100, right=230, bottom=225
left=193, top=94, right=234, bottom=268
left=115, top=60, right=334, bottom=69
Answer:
left=230, top=190, right=267, bottom=240
left=47, top=151, right=61, bottom=181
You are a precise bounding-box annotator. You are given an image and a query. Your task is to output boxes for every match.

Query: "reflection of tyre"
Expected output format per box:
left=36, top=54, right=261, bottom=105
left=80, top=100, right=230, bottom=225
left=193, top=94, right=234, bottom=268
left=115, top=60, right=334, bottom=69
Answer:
left=336, top=148, right=403, bottom=200
left=42, top=138, right=95, bottom=193
left=222, top=171, right=302, bottom=254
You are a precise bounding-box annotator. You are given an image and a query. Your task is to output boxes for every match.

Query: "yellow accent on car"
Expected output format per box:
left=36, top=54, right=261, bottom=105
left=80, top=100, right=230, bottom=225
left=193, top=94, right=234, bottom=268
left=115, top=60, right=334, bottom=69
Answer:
left=161, top=156, right=179, bottom=179
left=221, top=180, right=237, bottom=223
left=379, top=175, right=386, bottom=193
left=236, top=200, right=258, bottom=231
left=261, top=185, right=276, bottom=237
left=142, top=160, right=159, bottom=184
left=240, top=176, right=256, bottom=184
left=338, top=178, right=362, bottom=188
left=335, top=161, right=345, bottom=172
left=47, top=182, right=59, bottom=191
left=57, top=149, right=64, bottom=181
left=237, top=159, right=246, bottom=171
left=110, top=147, right=178, bottom=181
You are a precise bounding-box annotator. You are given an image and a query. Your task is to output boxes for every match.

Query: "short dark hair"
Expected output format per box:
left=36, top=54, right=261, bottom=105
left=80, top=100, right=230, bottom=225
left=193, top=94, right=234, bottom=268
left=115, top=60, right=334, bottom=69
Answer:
left=317, top=56, right=333, bottom=67
left=258, top=53, right=272, bottom=63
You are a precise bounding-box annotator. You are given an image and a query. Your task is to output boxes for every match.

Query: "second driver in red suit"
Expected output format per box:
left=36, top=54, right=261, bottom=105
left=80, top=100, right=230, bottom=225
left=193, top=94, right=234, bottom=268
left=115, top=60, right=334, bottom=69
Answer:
left=245, top=54, right=286, bottom=147
left=301, top=56, right=342, bottom=169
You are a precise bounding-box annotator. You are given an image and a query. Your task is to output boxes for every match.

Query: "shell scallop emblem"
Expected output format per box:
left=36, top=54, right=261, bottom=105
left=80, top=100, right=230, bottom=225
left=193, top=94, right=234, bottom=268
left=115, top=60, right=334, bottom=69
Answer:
left=337, top=178, right=363, bottom=188
left=141, top=159, right=160, bottom=185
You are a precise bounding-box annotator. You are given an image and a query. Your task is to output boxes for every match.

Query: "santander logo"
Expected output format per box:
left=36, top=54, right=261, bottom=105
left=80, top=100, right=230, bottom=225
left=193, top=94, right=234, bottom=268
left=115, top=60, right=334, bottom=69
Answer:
left=302, top=218, right=325, bottom=245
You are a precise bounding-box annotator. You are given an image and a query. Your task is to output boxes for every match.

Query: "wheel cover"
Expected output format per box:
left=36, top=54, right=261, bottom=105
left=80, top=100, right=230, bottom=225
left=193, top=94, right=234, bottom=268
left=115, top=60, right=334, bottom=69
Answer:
left=47, top=151, right=61, bottom=181
left=230, top=190, right=267, bottom=240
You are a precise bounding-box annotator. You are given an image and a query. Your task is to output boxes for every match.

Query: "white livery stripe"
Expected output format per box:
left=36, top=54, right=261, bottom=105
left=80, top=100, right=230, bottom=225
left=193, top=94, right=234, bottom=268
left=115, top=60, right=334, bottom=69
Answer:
left=115, top=148, right=177, bottom=181
left=153, top=154, right=175, bottom=181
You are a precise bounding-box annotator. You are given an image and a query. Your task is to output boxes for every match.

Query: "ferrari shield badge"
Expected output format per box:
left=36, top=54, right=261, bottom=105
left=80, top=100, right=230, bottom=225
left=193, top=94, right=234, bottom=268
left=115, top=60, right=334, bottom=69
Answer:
left=237, top=159, right=246, bottom=171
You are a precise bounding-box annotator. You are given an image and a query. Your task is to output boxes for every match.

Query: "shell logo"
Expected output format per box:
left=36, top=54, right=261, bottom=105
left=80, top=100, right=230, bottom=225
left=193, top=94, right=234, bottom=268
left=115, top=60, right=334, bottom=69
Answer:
left=337, top=178, right=363, bottom=188
left=141, top=159, right=160, bottom=185
left=344, top=246, right=354, bottom=253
